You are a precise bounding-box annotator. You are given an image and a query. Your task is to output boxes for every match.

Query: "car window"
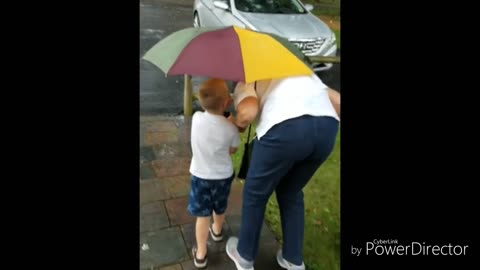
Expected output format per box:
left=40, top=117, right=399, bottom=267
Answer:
left=234, top=0, right=306, bottom=14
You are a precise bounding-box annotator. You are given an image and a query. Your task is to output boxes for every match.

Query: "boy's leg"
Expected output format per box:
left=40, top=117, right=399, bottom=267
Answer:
left=188, top=175, right=214, bottom=261
left=211, top=174, right=235, bottom=235
left=195, top=217, right=210, bottom=259
left=212, top=212, right=225, bottom=234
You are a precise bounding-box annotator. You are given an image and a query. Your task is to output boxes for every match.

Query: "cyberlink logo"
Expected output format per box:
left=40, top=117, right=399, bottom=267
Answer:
left=351, top=239, right=469, bottom=256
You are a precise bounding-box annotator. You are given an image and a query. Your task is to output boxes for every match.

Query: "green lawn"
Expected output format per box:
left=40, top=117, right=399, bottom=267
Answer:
left=232, top=126, right=341, bottom=270
left=304, top=0, right=340, bottom=17
left=333, top=29, right=340, bottom=48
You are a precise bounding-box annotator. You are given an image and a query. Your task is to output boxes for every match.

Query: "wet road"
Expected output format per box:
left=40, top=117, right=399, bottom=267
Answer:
left=140, top=0, right=340, bottom=115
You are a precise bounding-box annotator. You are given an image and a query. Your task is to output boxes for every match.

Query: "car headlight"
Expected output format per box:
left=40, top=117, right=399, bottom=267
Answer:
left=330, top=31, right=337, bottom=43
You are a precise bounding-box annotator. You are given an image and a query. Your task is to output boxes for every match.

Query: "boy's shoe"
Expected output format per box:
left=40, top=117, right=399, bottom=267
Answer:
left=276, top=250, right=305, bottom=270
left=209, top=223, right=223, bottom=242
left=226, top=237, right=254, bottom=270
left=192, top=247, right=208, bottom=269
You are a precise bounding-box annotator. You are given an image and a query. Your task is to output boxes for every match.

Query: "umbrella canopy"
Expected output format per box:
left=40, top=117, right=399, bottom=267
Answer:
left=142, top=26, right=313, bottom=83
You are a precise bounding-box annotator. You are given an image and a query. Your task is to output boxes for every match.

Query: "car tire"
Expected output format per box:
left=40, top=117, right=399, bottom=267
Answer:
left=194, top=13, right=200, bottom=27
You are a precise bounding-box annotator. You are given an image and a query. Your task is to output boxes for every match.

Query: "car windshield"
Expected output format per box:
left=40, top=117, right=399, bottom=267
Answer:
left=234, top=0, right=307, bottom=14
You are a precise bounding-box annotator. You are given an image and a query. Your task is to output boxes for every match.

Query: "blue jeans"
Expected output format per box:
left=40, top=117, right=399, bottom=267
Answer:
left=237, top=115, right=339, bottom=265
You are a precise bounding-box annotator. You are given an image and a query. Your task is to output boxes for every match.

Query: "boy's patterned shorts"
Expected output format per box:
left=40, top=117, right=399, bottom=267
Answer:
left=187, top=173, right=235, bottom=217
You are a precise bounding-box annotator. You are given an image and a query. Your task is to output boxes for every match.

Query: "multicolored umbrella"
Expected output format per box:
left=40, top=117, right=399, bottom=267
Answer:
left=142, top=26, right=313, bottom=83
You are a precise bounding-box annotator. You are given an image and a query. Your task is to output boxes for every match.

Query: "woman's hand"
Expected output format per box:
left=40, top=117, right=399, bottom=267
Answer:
left=237, top=125, right=247, bottom=133
left=228, top=114, right=246, bottom=132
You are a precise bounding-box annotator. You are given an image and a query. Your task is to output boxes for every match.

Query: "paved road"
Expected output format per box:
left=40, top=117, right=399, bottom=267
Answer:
left=140, top=0, right=340, bottom=115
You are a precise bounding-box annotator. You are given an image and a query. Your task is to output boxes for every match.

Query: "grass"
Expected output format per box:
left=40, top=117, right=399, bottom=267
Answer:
left=312, top=8, right=340, bottom=17
left=232, top=125, right=341, bottom=270
left=333, top=29, right=340, bottom=48
left=305, top=0, right=340, bottom=18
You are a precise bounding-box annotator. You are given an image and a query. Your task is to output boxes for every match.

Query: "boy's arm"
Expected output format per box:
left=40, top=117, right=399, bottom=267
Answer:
left=229, top=147, right=238, bottom=154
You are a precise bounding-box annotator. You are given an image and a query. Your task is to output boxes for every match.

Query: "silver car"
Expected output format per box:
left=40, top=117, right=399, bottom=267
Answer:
left=193, top=0, right=337, bottom=72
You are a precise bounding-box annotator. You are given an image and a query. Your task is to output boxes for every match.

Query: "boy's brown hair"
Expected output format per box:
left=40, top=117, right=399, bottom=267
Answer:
left=198, top=79, right=229, bottom=113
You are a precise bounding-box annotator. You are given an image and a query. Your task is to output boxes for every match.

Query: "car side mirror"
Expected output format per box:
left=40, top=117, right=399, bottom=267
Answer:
left=213, top=1, right=230, bottom=11
left=304, top=4, right=314, bottom=12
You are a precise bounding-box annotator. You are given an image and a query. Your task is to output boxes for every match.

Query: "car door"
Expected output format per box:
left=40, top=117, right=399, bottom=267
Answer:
left=196, top=0, right=216, bottom=26
left=210, top=0, right=241, bottom=27
left=195, top=0, right=214, bottom=26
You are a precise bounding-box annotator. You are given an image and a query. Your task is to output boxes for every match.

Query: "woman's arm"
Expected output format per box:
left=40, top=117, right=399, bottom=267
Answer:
left=327, top=88, right=340, bottom=118
left=231, top=82, right=260, bottom=131
left=234, top=96, right=259, bottom=129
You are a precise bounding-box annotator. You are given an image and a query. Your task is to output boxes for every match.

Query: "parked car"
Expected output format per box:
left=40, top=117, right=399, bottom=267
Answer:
left=193, top=0, right=337, bottom=72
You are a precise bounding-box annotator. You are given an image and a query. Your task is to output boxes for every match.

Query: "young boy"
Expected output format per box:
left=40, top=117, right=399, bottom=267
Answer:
left=188, top=78, right=240, bottom=269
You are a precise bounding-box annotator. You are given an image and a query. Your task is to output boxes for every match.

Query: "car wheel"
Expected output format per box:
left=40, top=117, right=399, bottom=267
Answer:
left=193, top=13, right=200, bottom=27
